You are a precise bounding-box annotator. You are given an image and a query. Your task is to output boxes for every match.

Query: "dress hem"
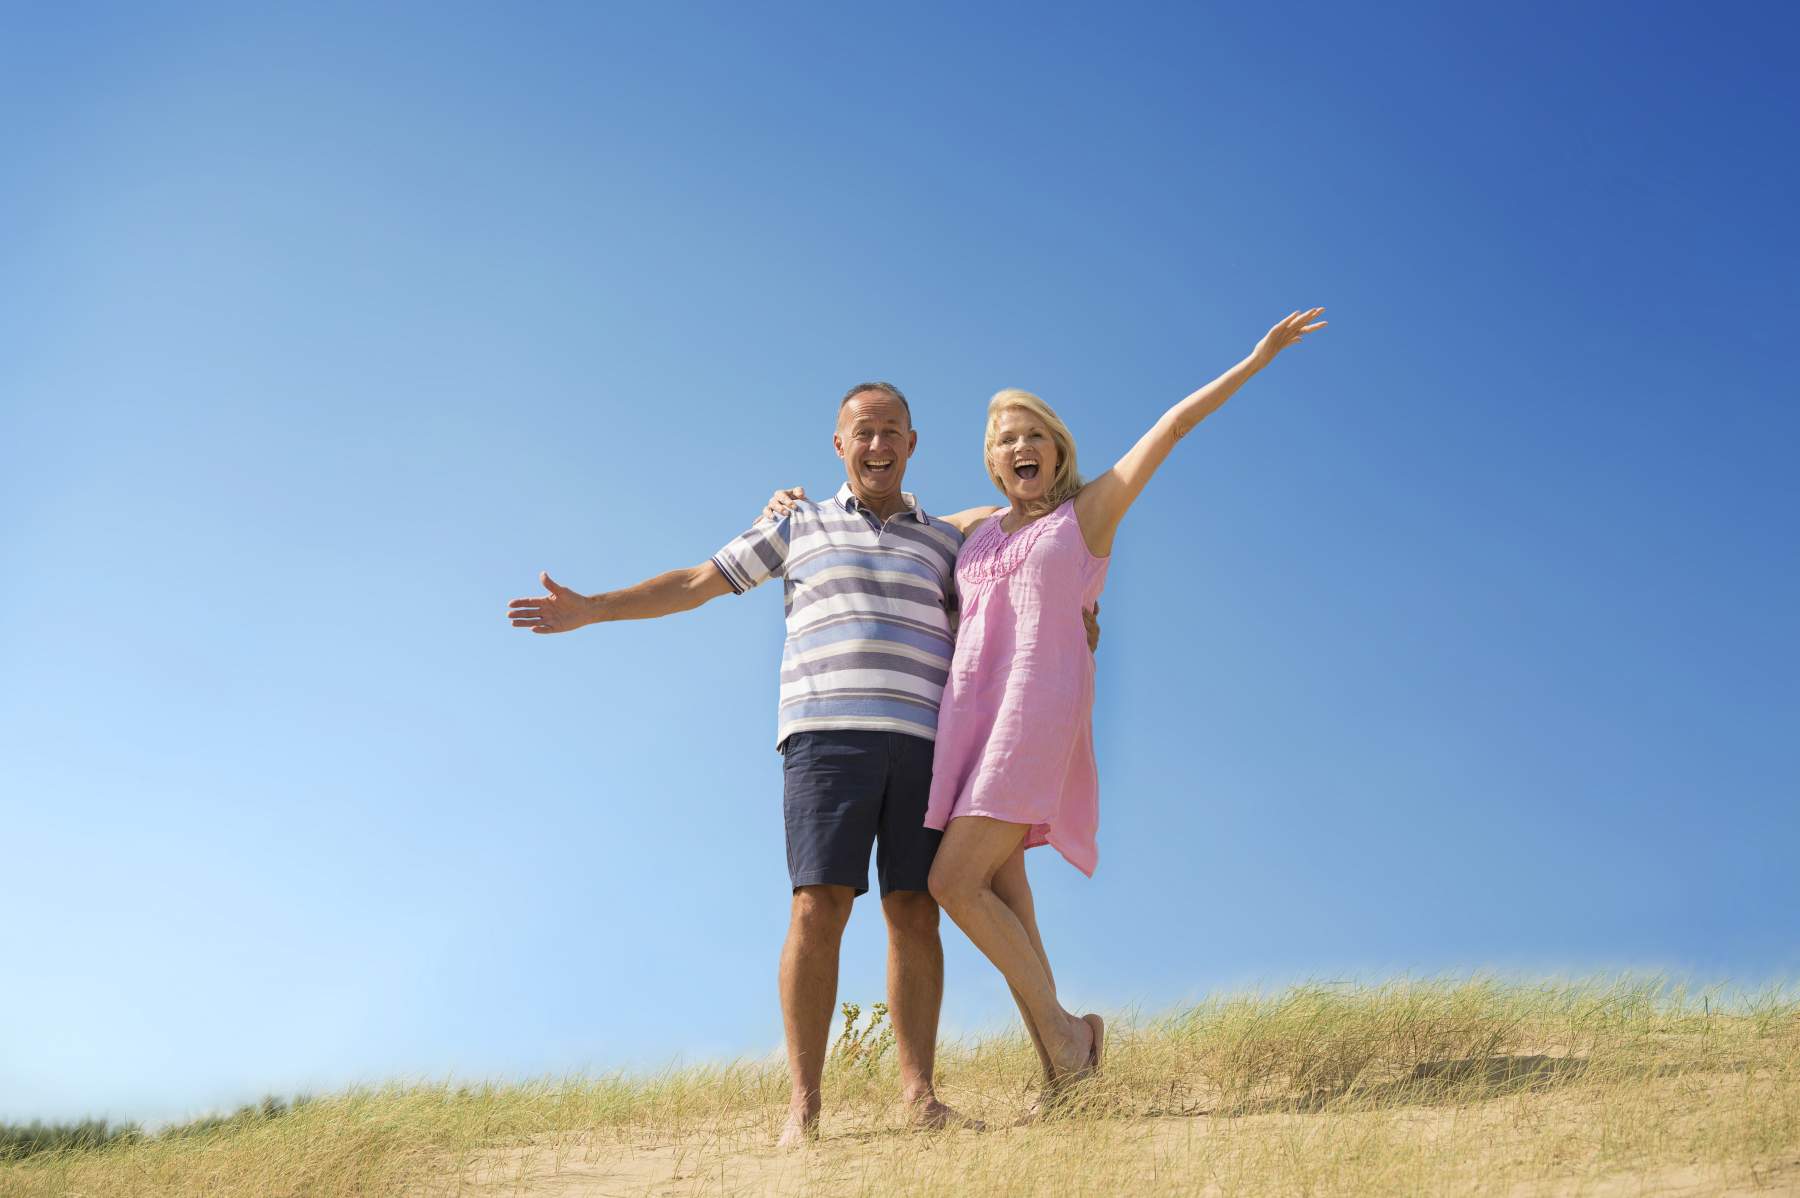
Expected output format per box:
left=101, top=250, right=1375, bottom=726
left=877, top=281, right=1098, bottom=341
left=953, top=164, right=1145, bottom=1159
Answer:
left=926, top=807, right=1096, bottom=878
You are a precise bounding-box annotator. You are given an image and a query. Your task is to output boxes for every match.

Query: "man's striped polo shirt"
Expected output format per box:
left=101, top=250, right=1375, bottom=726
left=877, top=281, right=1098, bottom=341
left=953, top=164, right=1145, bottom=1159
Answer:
left=711, top=483, right=964, bottom=749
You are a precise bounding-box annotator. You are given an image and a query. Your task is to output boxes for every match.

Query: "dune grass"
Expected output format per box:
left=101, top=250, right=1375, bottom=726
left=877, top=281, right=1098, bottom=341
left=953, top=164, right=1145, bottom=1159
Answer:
left=5, top=977, right=1797, bottom=1196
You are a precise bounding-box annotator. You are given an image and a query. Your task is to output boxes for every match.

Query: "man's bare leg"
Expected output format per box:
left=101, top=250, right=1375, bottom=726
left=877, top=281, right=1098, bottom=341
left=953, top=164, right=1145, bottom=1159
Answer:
left=882, top=891, right=985, bottom=1130
left=778, top=884, right=854, bottom=1147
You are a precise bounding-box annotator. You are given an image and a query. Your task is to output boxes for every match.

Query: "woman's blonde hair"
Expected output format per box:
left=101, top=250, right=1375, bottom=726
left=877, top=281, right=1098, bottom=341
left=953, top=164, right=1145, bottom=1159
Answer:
left=984, top=388, right=1082, bottom=514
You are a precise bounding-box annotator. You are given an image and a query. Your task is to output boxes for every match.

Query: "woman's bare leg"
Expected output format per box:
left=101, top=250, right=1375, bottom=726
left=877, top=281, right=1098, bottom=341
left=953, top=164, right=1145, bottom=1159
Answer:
left=928, top=816, right=1093, bottom=1078
left=992, top=846, right=1055, bottom=1084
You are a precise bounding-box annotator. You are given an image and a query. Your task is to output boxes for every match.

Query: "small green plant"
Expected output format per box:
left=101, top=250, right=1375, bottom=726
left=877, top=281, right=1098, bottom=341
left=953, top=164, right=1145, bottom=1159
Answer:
left=0, top=1120, right=142, bottom=1162
left=160, top=1095, right=301, bottom=1139
left=832, top=1001, right=895, bottom=1076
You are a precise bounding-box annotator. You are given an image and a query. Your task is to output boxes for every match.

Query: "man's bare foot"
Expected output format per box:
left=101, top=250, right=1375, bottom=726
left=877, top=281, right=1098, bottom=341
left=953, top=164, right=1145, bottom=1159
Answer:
left=905, top=1096, right=987, bottom=1132
left=776, top=1107, right=819, bottom=1149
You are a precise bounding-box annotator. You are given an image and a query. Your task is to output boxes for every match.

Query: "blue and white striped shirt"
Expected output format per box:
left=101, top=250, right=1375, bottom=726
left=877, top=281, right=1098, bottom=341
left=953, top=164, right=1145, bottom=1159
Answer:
left=712, top=484, right=963, bottom=749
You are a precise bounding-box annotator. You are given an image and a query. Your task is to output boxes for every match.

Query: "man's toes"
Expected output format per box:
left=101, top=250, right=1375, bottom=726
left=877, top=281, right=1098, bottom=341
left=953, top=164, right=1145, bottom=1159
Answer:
left=910, top=1100, right=985, bottom=1132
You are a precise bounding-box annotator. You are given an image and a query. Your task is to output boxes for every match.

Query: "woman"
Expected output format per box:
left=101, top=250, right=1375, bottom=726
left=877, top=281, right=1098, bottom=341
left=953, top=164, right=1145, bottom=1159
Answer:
left=925, top=308, right=1327, bottom=1104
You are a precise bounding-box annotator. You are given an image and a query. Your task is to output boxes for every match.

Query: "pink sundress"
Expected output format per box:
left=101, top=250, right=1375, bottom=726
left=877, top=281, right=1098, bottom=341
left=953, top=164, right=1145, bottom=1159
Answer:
left=923, top=497, right=1110, bottom=875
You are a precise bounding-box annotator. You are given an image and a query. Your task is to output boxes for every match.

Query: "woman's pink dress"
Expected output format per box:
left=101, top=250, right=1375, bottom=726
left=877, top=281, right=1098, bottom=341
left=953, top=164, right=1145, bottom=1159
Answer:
left=924, top=497, right=1111, bottom=875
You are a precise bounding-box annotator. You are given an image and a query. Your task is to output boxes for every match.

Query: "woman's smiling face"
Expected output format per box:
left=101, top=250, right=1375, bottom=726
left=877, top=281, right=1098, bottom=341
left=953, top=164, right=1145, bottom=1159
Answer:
left=989, top=407, right=1060, bottom=507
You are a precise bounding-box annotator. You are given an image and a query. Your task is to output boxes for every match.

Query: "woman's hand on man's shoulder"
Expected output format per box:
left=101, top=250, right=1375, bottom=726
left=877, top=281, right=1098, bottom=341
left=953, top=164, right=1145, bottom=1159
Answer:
left=761, top=486, right=807, bottom=523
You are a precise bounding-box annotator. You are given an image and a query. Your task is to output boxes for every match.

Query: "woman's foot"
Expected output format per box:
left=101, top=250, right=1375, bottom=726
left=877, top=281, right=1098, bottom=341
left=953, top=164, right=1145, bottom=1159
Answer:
left=1037, top=1013, right=1105, bottom=1111
left=1047, top=1011, right=1097, bottom=1080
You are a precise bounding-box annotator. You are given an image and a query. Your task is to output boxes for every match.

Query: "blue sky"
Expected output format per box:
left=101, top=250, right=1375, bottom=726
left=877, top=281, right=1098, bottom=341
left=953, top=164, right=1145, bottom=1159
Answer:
left=2, top=3, right=1794, bottom=1126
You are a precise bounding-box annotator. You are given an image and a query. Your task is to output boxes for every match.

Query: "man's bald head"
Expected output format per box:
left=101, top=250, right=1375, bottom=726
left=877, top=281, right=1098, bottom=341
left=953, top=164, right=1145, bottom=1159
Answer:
left=838, top=381, right=911, bottom=430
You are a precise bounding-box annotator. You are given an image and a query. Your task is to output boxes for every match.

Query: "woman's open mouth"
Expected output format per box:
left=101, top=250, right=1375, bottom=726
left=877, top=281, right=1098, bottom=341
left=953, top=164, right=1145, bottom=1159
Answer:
left=1014, top=462, right=1040, bottom=481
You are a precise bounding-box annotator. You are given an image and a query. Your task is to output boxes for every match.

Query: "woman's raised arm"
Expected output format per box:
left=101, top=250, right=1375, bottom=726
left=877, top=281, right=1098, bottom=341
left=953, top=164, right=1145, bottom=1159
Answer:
left=1073, top=307, right=1326, bottom=556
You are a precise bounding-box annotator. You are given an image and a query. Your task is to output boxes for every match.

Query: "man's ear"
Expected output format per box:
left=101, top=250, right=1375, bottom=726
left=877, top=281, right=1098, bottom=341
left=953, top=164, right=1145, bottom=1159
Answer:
left=906, top=428, right=918, bottom=454
left=833, top=430, right=846, bottom=459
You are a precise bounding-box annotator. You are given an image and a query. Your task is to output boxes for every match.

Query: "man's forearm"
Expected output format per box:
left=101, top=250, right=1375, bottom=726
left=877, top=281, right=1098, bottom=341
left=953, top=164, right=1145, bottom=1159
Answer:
left=586, top=564, right=729, bottom=624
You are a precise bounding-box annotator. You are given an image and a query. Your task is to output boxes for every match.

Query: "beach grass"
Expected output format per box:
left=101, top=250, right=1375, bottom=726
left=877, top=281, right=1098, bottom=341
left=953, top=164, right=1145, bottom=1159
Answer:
left=5, top=976, right=1797, bottom=1196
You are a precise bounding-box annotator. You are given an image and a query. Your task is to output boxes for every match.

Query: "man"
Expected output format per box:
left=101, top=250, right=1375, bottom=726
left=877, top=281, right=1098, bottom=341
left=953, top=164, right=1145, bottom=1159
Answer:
left=506, top=382, right=1094, bottom=1145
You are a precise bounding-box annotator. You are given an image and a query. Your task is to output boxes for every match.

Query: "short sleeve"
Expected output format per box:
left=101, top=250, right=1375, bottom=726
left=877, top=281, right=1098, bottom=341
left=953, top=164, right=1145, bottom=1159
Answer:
left=711, top=510, right=794, bottom=594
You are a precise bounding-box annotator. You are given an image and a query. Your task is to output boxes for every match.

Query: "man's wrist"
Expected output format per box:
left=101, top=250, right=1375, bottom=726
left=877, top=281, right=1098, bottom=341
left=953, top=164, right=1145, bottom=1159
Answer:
left=582, top=592, right=608, bottom=626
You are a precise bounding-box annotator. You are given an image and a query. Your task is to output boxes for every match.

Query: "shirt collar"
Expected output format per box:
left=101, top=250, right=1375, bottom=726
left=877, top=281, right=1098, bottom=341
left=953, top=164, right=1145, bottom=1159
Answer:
left=835, top=483, right=930, bottom=525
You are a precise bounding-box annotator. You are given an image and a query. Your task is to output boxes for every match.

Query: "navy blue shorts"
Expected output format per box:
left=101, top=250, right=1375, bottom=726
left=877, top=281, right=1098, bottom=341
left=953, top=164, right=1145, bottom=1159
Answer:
left=781, top=730, right=942, bottom=898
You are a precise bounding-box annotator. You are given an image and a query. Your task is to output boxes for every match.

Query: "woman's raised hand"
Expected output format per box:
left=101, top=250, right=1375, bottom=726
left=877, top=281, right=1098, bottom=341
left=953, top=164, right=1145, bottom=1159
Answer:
left=762, top=486, right=806, bottom=522
left=1252, top=307, right=1328, bottom=365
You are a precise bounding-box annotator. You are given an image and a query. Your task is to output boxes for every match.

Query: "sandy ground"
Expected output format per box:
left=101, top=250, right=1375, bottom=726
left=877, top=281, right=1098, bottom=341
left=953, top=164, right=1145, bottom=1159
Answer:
left=467, top=1088, right=1800, bottom=1198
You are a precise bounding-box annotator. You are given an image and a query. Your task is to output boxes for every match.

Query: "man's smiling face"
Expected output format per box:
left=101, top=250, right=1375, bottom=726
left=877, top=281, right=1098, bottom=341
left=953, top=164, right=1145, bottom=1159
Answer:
left=835, top=390, right=917, bottom=512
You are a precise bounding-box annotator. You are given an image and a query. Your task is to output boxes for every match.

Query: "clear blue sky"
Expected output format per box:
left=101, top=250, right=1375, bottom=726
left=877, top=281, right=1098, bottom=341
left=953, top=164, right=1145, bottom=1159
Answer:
left=3, top=3, right=1794, bottom=1127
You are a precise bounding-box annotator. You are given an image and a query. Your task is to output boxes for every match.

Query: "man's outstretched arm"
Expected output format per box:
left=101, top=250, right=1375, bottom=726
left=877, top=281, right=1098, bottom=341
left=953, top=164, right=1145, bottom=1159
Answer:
left=507, top=564, right=733, bottom=634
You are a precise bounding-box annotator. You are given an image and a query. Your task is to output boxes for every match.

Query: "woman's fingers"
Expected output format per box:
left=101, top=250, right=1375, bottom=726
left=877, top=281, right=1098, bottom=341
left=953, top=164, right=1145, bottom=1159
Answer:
left=1266, top=307, right=1326, bottom=354
left=763, top=487, right=804, bottom=522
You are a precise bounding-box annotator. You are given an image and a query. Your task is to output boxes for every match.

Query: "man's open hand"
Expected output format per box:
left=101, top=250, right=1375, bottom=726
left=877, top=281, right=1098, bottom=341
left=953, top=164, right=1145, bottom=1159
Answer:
left=507, top=571, right=593, bottom=634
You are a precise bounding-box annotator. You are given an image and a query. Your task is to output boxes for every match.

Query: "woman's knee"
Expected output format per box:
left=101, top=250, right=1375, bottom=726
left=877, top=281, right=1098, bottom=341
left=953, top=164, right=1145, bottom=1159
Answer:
left=927, top=862, right=977, bottom=912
